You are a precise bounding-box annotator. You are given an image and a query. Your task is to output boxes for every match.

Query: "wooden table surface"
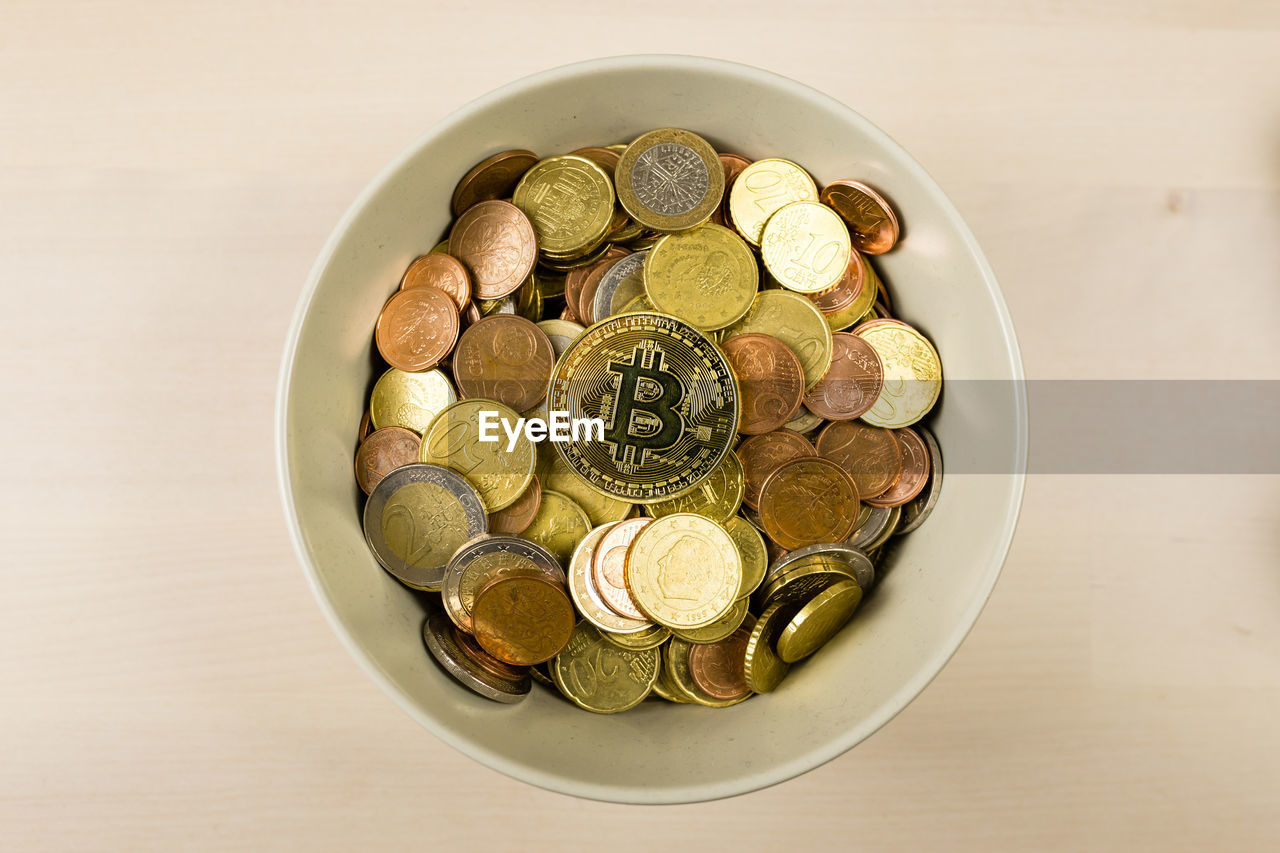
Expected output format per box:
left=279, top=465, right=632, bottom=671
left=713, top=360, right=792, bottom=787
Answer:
left=3, top=2, right=1277, bottom=849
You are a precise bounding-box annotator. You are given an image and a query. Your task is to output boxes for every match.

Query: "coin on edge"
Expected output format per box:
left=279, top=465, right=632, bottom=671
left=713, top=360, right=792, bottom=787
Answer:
left=363, top=463, right=487, bottom=591
left=422, top=611, right=530, bottom=704
left=551, top=621, right=660, bottom=714
left=743, top=601, right=799, bottom=693
left=776, top=579, right=863, bottom=663
left=615, top=128, right=725, bottom=232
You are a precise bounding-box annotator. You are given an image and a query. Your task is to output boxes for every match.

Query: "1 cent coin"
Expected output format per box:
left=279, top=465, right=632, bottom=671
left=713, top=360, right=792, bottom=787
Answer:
left=354, top=426, right=420, bottom=495
left=448, top=200, right=538, bottom=300
left=721, top=333, right=806, bottom=434
left=374, top=286, right=460, bottom=372
left=819, top=179, right=900, bottom=255
left=400, top=253, right=472, bottom=311
left=865, top=427, right=931, bottom=507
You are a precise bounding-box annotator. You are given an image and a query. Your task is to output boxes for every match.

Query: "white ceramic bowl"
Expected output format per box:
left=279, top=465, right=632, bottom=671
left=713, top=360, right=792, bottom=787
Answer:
left=276, top=55, right=1027, bottom=804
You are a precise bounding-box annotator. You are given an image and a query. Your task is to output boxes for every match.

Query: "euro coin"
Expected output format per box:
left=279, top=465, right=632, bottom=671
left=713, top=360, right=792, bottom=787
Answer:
left=724, top=516, right=767, bottom=599
left=624, top=513, right=741, bottom=629
left=758, top=457, right=860, bottom=549
left=513, top=155, right=615, bottom=258
left=896, top=426, right=942, bottom=535
left=591, top=250, right=647, bottom=322
left=592, top=518, right=652, bottom=621
left=539, top=449, right=632, bottom=526
left=355, top=426, right=421, bottom=495
left=486, top=476, right=541, bottom=536
left=643, top=223, right=757, bottom=330
left=568, top=523, right=653, bottom=635
left=645, top=451, right=744, bottom=524
left=551, top=621, right=660, bottom=714
left=548, top=312, right=738, bottom=504
left=472, top=574, right=576, bottom=665
left=375, top=286, right=460, bottom=372
left=686, top=618, right=754, bottom=703
left=720, top=333, right=806, bottom=434
left=615, top=128, right=724, bottom=232
left=865, top=427, right=930, bottom=507
left=728, top=158, right=817, bottom=246
left=400, top=252, right=472, bottom=311
left=441, top=534, right=564, bottom=633
left=760, top=556, right=859, bottom=608
left=521, top=489, right=591, bottom=567
left=760, top=201, right=852, bottom=295
left=363, top=463, right=487, bottom=591
left=451, top=149, right=538, bottom=217
left=600, top=622, right=670, bottom=650
left=452, top=314, right=555, bottom=412
left=807, top=252, right=864, bottom=314
left=724, top=289, right=832, bottom=391
left=418, top=398, right=535, bottom=512
left=769, top=542, right=874, bottom=592
left=821, top=255, right=879, bottom=331
left=736, top=429, right=817, bottom=510
left=775, top=579, right=862, bottom=663
left=671, top=597, right=749, bottom=644
left=666, top=635, right=751, bottom=707
left=804, top=332, right=883, bottom=420
left=846, top=504, right=896, bottom=553
left=743, top=601, right=798, bottom=693
left=422, top=611, right=530, bottom=704
left=536, top=318, right=585, bottom=359
left=854, top=320, right=942, bottom=428
left=815, top=421, right=903, bottom=499
left=819, top=179, right=900, bottom=255
left=448, top=200, right=538, bottom=300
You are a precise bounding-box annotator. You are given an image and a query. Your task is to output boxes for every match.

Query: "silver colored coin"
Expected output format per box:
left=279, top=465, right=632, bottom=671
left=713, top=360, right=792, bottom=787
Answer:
left=766, top=542, right=875, bottom=591
left=568, top=523, right=653, bottom=634
left=632, top=143, right=709, bottom=216
left=847, top=505, right=895, bottom=553
left=863, top=505, right=900, bottom=551
left=896, top=426, right=943, bottom=536
left=422, top=610, right=530, bottom=704
left=363, top=463, right=487, bottom=591
left=536, top=318, right=585, bottom=360
left=592, top=251, right=647, bottom=322
left=442, top=535, right=564, bottom=632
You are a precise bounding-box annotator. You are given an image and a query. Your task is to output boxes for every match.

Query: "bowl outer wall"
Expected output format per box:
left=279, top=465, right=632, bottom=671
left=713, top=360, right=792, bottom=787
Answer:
left=276, top=54, right=1028, bottom=804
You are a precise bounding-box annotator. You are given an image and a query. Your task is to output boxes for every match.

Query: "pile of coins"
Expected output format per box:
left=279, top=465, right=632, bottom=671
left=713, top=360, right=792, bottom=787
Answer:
left=354, top=129, right=944, bottom=712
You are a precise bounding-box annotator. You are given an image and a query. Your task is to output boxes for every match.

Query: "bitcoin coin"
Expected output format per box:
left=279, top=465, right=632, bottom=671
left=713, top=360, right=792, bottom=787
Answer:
left=369, top=368, right=457, bottom=434
left=728, top=158, right=817, bottom=246
left=487, top=476, right=541, bottom=536
left=865, top=427, right=931, bottom=507
left=452, top=314, right=555, bottom=412
left=521, top=489, right=591, bottom=567
left=736, top=429, right=817, bottom=510
left=743, top=601, right=798, bottom=693
left=758, top=457, right=861, bottom=550
left=820, top=179, right=900, bottom=255
left=441, top=534, right=563, bottom=632
left=615, top=128, right=724, bottom=232
left=592, top=518, right=653, bottom=621
left=645, top=451, right=744, bottom=523
left=724, top=290, right=832, bottom=391
left=624, top=513, right=741, bottom=629
left=760, top=201, right=852, bottom=295
left=591, top=251, right=647, bottom=322
left=804, top=332, right=883, bottom=420
left=472, top=574, right=576, bottom=665
left=418, top=399, right=535, bottom=512
left=548, top=312, right=738, bottom=503
left=513, top=155, right=615, bottom=258
left=451, top=149, right=539, bottom=217
left=375, top=286, right=460, bottom=372
left=775, top=579, right=863, bottom=663
left=721, top=333, right=806, bottom=434
left=423, top=610, right=530, bottom=704
left=551, top=621, right=660, bottom=713
left=448, top=200, right=538, bottom=299
left=363, top=463, right=487, bottom=591
left=816, top=420, right=903, bottom=499
left=643, top=224, right=757, bottom=330
left=724, top=516, right=767, bottom=600
left=355, top=426, right=421, bottom=495
left=855, top=320, right=942, bottom=428
left=897, top=426, right=943, bottom=535
left=568, top=523, right=653, bottom=635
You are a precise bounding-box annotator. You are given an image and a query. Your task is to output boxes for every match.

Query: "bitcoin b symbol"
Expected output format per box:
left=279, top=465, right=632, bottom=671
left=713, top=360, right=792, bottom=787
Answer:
left=604, top=347, right=685, bottom=462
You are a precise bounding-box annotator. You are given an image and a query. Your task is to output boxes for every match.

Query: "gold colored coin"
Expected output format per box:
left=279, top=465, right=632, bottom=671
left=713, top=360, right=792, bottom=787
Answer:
left=758, top=457, right=861, bottom=550
left=728, top=158, right=817, bottom=246
left=760, top=201, right=852, bottom=295
left=624, top=513, right=741, bottom=629
left=855, top=321, right=942, bottom=428
left=665, top=635, right=751, bottom=707
left=724, top=516, right=767, bottom=600
left=760, top=556, right=858, bottom=608
left=775, top=578, right=863, bottom=662
left=550, top=621, right=660, bottom=714
left=671, top=597, right=748, bottom=644
left=743, top=601, right=798, bottom=693
left=418, top=398, right=535, bottom=512
left=368, top=367, right=457, bottom=434
left=539, top=449, right=633, bottom=526
left=548, top=312, right=739, bottom=504
left=620, top=293, right=655, bottom=314
left=535, top=318, right=585, bottom=359
left=521, top=489, right=591, bottom=567
left=823, top=259, right=879, bottom=331
left=599, top=623, right=671, bottom=651
left=615, top=128, right=724, bottom=232
left=652, top=665, right=692, bottom=703
left=645, top=451, right=744, bottom=524
left=724, top=290, right=833, bottom=391
left=512, top=155, right=615, bottom=258
left=643, top=224, right=757, bottom=330
left=785, top=407, right=824, bottom=435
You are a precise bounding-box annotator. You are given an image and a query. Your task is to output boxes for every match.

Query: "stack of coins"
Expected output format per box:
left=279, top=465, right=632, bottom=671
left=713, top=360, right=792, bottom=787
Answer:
left=353, top=128, right=944, bottom=712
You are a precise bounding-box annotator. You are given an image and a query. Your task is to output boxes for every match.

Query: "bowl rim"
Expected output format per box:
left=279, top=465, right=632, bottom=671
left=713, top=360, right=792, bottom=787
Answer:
left=275, top=53, right=1029, bottom=804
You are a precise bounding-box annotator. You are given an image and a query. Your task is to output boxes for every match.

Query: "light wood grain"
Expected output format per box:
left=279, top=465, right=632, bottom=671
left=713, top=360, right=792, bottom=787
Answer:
left=1, top=2, right=1277, bottom=850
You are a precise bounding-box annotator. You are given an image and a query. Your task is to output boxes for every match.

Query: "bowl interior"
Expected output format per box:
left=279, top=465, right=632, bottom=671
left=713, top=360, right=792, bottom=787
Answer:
left=277, top=55, right=1026, bottom=804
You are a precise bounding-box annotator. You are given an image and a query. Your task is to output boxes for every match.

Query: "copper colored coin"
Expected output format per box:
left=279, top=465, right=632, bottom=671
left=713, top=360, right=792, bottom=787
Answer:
left=815, top=420, right=903, bottom=499
left=721, top=333, right=806, bottom=435
left=451, top=149, right=539, bottom=217
left=688, top=622, right=753, bottom=701
left=451, top=314, right=554, bottom=411
left=563, top=245, right=628, bottom=323
left=453, top=625, right=530, bottom=681
left=570, top=146, right=621, bottom=174
left=711, top=153, right=752, bottom=227
left=354, top=426, right=421, bottom=495
left=400, top=253, right=472, bottom=311
left=471, top=575, right=575, bottom=666
left=736, top=429, right=817, bottom=510
left=819, top=180, right=900, bottom=255
left=808, top=252, right=865, bottom=314
left=487, top=475, right=542, bottom=536
left=592, top=518, right=652, bottom=621
left=804, top=332, right=884, bottom=420
left=866, top=427, right=931, bottom=507
left=758, top=457, right=861, bottom=550
left=448, top=200, right=538, bottom=300
left=357, top=409, right=372, bottom=442
left=375, top=286, right=460, bottom=372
